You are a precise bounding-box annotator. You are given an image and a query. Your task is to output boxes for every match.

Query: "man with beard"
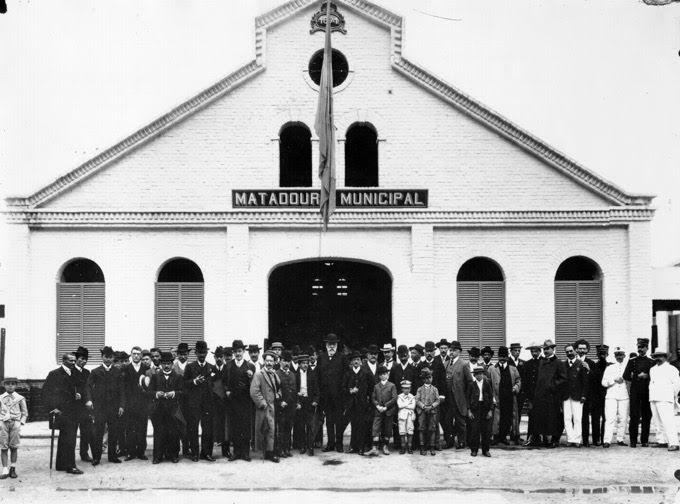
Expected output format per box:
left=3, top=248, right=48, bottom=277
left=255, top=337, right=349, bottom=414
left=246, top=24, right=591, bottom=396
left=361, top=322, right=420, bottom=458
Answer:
left=623, top=337, right=654, bottom=447
left=43, top=353, right=83, bottom=474
left=183, top=341, right=216, bottom=462
left=149, top=352, right=184, bottom=464
left=341, top=351, right=371, bottom=455
left=532, top=340, right=566, bottom=448
left=574, top=339, right=595, bottom=446
left=124, top=346, right=150, bottom=460
left=585, top=344, right=609, bottom=446
left=72, top=346, right=93, bottom=462
left=444, top=340, right=473, bottom=449
left=317, top=334, right=346, bottom=453
left=86, top=346, right=125, bottom=465
left=522, top=342, right=543, bottom=447
left=647, top=350, right=680, bottom=451
left=225, top=339, right=255, bottom=461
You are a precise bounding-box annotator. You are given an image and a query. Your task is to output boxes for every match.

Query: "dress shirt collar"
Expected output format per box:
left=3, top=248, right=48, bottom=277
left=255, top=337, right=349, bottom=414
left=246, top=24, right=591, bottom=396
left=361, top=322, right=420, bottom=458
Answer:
left=61, top=364, right=72, bottom=376
left=102, top=364, right=112, bottom=372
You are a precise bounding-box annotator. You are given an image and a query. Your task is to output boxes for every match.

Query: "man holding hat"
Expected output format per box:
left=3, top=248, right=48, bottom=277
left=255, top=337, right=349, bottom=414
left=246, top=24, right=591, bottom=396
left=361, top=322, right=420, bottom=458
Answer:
left=444, top=340, right=473, bottom=449
left=601, top=347, right=628, bottom=447
left=183, top=340, right=216, bottom=461
left=648, top=350, right=680, bottom=451
left=149, top=352, right=184, bottom=463
left=532, top=340, right=566, bottom=448
left=317, top=333, right=346, bottom=453
left=86, top=346, right=126, bottom=465
left=225, top=339, right=256, bottom=461
left=623, top=337, right=655, bottom=447
left=72, top=346, right=93, bottom=462
left=43, top=353, right=83, bottom=474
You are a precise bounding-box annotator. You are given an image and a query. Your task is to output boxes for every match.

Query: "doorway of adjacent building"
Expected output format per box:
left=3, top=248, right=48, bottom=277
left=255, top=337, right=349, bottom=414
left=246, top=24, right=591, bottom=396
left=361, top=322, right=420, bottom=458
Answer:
left=268, top=259, right=392, bottom=351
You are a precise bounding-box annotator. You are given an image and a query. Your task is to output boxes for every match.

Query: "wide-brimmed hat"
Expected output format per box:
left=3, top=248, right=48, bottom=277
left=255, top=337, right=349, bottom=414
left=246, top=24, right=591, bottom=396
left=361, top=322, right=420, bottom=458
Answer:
left=380, top=343, right=395, bottom=352
left=248, top=344, right=261, bottom=352
left=525, top=341, right=542, bottom=351
left=542, top=339, right=556, bottom=349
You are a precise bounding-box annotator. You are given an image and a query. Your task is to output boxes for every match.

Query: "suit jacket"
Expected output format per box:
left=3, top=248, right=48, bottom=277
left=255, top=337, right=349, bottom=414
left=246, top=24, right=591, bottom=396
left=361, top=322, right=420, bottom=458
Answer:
left=521, top=357, right=542, bottom=400
left=225, top=359, right=255, bottom=403
left=149, top=371, right=184, bottom=417
left=86, top=365, right=126, bottom=413
left=124, top=362, right=150, bottom=409
left=295, top=367, right=320, bottom=405
left=467, top=377, right=494, bottom=414
left=183, top=361, right=216, bottom=410
left=445, top=356, right=473, bottom=413
left=389, top=362, right=416, bottom=390
left=342, top=367, right=371, bottom=409
left=563, top=358, right=588, bottom=401
left=371, top=381, right=397, bottom=416
left=276, top=368, right=298, bottom=409
left=72, top=366, right=90, bottom=414
left=43, top=367, right=78, bottom=419
left=362, top=362, right=380, bottom=385
left=317, top=352, right=347, bottom=401
left=623, top=355, right=655, bottom=395
left=250, top=369, right=280, bottom=409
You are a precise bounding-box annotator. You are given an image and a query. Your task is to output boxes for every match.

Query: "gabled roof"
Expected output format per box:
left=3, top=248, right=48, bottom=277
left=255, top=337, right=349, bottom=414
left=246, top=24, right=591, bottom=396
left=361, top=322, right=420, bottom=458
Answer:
left=6, top=0, right=654, bottom=209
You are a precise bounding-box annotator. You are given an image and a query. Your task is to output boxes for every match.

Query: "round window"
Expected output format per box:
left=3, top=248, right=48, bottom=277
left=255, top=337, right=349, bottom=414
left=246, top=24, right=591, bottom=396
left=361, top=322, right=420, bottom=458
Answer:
left=308, top=48, right=349, bottom=87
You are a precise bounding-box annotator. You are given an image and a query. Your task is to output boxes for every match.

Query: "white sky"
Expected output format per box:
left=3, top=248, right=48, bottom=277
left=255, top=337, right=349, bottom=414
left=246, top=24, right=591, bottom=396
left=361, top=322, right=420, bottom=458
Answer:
left=1, top=0, right=679, bottom=266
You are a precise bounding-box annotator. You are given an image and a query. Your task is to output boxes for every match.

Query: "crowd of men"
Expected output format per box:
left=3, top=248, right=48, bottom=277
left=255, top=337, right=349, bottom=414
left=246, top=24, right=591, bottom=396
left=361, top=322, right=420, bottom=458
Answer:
left=41, top=334, right=680, bottom=475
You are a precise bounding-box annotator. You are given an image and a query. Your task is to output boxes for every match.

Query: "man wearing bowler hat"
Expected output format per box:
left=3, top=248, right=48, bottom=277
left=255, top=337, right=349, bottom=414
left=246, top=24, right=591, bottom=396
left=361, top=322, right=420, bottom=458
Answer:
left=86, top=346, right=125, bottom=465
left=341, top=350, right=372, bottom=454
left=183, top=340, right=216, bottom=461
left=445, top=340, right=473, bottom=449
left=248, top=344, right=264, bottom=370
left=72, top=346, right=93, bottom=462
left=211, top=346, right=229, bottom=458
left=226, top=339, right=256, bottom=461
left=389, top=345, right=415, bottom=449
left=532, top=339, right=566, bottom=448
left=149, top=352, right=184, bottom=463
left=317, top=333, right=347, bottom=452
left=623, top=337, right=655, bottom=447
left=522, top=342, right=543, bottom=446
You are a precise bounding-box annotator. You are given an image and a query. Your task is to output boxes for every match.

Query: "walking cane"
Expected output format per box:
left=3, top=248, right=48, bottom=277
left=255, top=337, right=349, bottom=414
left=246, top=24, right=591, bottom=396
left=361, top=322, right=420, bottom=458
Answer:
left=49, top=411, right=57, bottom=473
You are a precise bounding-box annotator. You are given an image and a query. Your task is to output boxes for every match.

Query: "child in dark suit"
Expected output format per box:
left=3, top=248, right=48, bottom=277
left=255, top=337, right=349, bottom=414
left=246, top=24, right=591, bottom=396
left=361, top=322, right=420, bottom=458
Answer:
left=468, top=365, right=495, bottom=457
left=415, top=368, right=440, bottom=456
left=366, top=366, right=397, bottom=456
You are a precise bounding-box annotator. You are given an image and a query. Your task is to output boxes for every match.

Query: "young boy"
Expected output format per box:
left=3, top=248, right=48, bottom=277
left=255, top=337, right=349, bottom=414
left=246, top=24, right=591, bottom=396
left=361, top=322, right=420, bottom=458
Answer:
left=415, top=368, right=440, bottom=456
left=367, top=366, right=397, bottom=456
left=396, top=380, right=416, bottom=454
left=0, top=377, right=28, bottom=479
left=467, top=365, right=494, bottom=457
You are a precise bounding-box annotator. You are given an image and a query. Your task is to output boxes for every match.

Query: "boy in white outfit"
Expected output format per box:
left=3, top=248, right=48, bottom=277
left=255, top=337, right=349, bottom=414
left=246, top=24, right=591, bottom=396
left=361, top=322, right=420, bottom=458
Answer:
left=648, top=350, right=680, bottom=451
left=396, top=380, right=416, bottom=454
left=601, top=347, right=629, bottom=447
left=0, top=378, right=28, bottom=479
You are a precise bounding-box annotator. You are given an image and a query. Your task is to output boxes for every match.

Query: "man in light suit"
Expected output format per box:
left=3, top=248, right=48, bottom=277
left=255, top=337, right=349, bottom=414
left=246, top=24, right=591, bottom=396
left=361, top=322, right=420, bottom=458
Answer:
left=445, top=340, right=473, bottom=449
left=250, top=351, right=281, bottom=463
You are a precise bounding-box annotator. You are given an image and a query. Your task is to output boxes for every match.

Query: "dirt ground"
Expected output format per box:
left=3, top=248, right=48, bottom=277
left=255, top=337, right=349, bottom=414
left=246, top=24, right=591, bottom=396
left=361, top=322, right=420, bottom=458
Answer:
left=1, top=432, right=679, bottom=504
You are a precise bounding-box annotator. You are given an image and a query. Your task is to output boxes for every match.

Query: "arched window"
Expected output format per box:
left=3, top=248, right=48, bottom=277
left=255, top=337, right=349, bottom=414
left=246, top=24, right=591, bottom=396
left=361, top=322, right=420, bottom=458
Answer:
left=456, top=257, right=505, bottom=351
left=155, top=258, right=204, bottom=351
left=56, top=258, right=105, bottom=364
left=555, top=256, right=603, bottom=353
left=345, top=123, right=378, bottom=187
left=279, top=122, right=312, bottom=187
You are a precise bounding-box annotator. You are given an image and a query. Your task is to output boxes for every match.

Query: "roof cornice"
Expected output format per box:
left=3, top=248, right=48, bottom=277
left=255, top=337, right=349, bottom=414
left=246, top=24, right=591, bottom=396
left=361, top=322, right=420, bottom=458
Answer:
left=3, top=208, right=655, bottom=228
left=6, top=0, right=654, bottom=210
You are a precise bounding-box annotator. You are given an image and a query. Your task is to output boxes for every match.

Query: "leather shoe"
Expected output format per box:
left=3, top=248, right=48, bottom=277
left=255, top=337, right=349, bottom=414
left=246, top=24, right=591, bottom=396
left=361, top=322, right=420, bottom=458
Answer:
left=124, top=454, right=136, bottom=461
left=80, top=455, right=93, bottom=462
left=66, top=467, right=84, bottom=475
left=336, top=446, right=344, bottom=453
left=171, top=457, right=179, bottom=463
left=201, top=455, right=216, bottom=462
left=91, top=459, right=100, bottom=466
left=603, top=443, right=610, bottom=448
left=152, top=458, right=161, bottom=464
left=9, top=467, right=16, bottom=479
left=482, top=451, right=491, bottom=457
left=138, top=455, right=149, bottom=461
left=641, top=443, right=649, bottom=447
left=470, top=450, right=477, bottom=457
left=191, top=456, right=199, bottom=462
left=668, top=446, right=679, bottom=452
left=322, top=445, right=335, bottom=452
left=0, top=474, right=7, bottom=480
left=307, top=449, right=314, bottom=456
left=347, top=448, right=358, bottom=454
left=242, top=453, right=251, bottom=462
left=108, top=457, right=122, bottom=464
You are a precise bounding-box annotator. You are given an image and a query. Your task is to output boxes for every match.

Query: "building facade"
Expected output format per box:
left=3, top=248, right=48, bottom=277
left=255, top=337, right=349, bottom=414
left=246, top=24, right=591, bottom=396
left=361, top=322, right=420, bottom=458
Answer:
left=3, top=0, right=654, bottom=379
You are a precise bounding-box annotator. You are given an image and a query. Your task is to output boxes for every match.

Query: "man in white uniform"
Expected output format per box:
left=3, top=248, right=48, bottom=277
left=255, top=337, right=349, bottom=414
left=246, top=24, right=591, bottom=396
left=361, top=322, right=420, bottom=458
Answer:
left=648, top=350, right=680, bottom=451
left=601, top=347, right=626, bottom=447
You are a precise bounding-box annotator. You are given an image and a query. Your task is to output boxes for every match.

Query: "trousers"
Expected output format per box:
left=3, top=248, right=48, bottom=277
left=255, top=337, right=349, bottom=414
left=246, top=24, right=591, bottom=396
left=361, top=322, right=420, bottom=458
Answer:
left=563, top=399, right=583, bottom=444
left=603, top=398, right=628, bottom=444
left=651, top=401, right=679, bottom=447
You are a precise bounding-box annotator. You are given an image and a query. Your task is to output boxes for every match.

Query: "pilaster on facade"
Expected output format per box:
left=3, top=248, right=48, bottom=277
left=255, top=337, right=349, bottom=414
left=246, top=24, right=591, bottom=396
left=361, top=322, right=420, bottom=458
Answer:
left=225, top=224, right=254, bottom=339
left=627, top=221, right=652, bottom=342
left=409, top=224, right=435, bottom=340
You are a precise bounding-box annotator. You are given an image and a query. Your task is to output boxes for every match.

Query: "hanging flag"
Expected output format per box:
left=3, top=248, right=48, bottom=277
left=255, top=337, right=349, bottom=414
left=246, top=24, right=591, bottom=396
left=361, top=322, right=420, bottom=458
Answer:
left=314, top=1, right=336, bottom=231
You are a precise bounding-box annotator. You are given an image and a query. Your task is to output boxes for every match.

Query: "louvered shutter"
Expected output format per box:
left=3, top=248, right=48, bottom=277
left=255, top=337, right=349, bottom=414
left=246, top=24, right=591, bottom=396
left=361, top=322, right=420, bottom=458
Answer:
left=457, top=281, right=505, bottom=350
left=555, top=280, right=602, bottom=356
left=56, top=283, right=105, bottom=364
left=155, top=282, right=204, bottom=350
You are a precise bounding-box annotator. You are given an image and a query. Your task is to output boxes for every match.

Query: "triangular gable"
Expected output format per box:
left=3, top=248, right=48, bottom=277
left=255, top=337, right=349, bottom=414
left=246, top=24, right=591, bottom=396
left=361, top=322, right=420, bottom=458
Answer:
left=6, top=0, right=653, bottom=209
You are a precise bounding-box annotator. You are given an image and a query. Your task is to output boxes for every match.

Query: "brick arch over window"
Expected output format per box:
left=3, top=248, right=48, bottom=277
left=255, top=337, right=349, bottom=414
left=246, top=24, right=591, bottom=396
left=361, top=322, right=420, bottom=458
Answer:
left=155, top=258, right=204, bottom=352
left=345, top=122, right=378, bottom=187
left=456, top=257, right=505, bottom=352
left=279, top=122, right=312, bottom=187
left=555, top=256, right=603, bottom=354
left=56, top=258, right=105, bottom=364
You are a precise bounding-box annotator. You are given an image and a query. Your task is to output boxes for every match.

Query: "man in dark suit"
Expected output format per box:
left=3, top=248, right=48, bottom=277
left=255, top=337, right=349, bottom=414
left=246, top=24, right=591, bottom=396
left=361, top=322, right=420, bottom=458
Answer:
left=521, top=342, right=543, bottom=447
left=72, top=346, right=92, bottom=463
left=389, top=345, right=415, bottom=448
left=623, top=337, right=655, bottom=447
left=444, top=340, right=473, bottom=449
left=149, top=352, right=184, bottom=463
left=585, top=343, right=609, bottom=446
left=123, top=346, right=150, bottom=460
left=211, top=346, right=229, bottom=458
left=361, top=344, right=380, bottom=451
left=562, top=343, right=589, bottom=447
left=317, top=333, right=347, bottom=453
left=434, top=339, right=453, bottom=447
left=467, top=365, right=494, bottom=457
left=533, top=340, right=567, bottom=448
left=419, top=341, right=447, bottom=449
left=183, top=340, right=216, bottom=461
left=43, top=353, right=83, bottom=474
left=295, top=353, right=320, bottom=455
left=341, top=351, right=371, bottom=454
left=226, top=340, right=256, bottom=461
left=85, top=346, right=125, bottom=465
left=574, top=339, right=596, bottom=446
left=507, top=342, right=525, bottom=444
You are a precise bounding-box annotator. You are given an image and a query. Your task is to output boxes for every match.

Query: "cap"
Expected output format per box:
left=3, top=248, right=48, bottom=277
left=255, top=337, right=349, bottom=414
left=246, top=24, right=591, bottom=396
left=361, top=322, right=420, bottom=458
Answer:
left=637, top=338, right=650, bottom=347
left=472, top=365, right=485, bottom=374
left=612, top=346, right=625, bottom=355
left=270, top=342, right=284, bottom=350
left=400, top=380, right=412, bottom=388
left=1, top=377, right=18, bottom=384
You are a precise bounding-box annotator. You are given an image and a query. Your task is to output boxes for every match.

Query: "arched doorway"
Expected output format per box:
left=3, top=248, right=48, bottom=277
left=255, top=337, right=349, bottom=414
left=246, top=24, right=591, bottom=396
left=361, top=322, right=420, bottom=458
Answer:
left=268, top=259, right=392, bottom=351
